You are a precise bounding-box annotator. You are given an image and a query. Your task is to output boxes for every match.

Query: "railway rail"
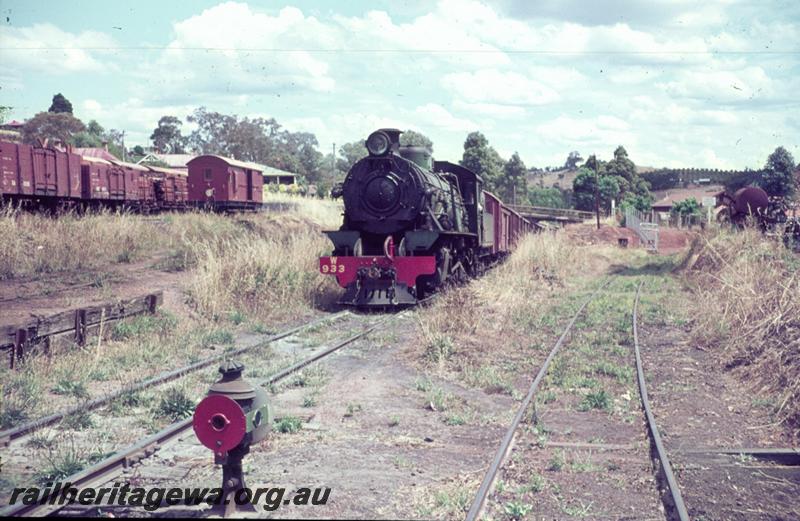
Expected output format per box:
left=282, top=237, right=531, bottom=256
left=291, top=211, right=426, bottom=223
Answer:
left=0, top=308, right=412, bottom=517
left=0, top=311, right=349, bottom=446
left=465, top=280, right=688, bottom=521
left=632, top=282, right=689, bottom=521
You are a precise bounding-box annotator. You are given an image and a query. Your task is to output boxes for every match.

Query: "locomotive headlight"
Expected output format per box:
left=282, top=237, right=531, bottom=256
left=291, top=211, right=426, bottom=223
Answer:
left=366, top=131, right=390, bottom=156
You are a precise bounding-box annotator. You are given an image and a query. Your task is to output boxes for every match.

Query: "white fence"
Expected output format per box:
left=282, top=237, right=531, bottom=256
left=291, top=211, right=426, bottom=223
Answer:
left=625, top=208, right=659, bottom=252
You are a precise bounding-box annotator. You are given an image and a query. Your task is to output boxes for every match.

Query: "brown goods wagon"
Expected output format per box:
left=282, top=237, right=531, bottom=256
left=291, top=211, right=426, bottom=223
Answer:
left=108, top=159, right=154, bottom=204
left=507, top=207, right=529, bottom=246
left=144, top=165, right=188, bottom=207
left=80, top=155, right=117, bottom=201
left=0, top=141, right=81, bottom=203
left=483, top=191, right=510, bottom=255
left=187, top=155, right=264, bottom=210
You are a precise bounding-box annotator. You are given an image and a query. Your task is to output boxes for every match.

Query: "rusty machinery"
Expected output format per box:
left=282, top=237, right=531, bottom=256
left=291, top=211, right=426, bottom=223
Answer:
left=193, top=361, right=271, bottom=517
left=717, top=186, right=800, bottom=250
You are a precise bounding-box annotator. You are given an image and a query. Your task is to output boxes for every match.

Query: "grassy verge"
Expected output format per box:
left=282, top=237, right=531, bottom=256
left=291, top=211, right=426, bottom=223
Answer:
left=683, top=228, right=800, bottom=438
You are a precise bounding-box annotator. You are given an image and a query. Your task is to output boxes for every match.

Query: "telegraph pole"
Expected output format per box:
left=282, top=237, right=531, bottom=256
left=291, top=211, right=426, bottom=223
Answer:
left=331, top=143, right=336, bottom=179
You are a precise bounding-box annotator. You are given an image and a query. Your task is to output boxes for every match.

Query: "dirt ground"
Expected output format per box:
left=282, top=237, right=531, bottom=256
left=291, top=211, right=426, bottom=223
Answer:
left=564, top=223, right=693, bottom=255
left=638, top=320, right=800, bottom=521
left=0, top=251, right=195, bottom=330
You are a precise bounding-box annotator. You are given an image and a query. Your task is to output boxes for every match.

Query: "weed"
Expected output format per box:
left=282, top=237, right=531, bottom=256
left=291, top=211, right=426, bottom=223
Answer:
left=444, top=413, right=466, bottom=426
left=202, top=329, right=235, bottom=346
left=538, top=390, right=557, bottom=404
left=504, top=501, right=533, bottom=520
left=425, top=335, right=455, bottom=364
left=388, top=416, right=400, bottom=427
left=520, top=472, right=546, bottom=494
left=36, top=447, right=85, bottom=484
left=414, top=377, right=432, bottom=392
left=578, top=390, right=612, bottom=411
left=344, top=403, right=362, bottom=417
left=561, top=499, right=594, bottom=517
left=229, top=310, right=246, bottom=325
left=51, top=379, right=89, bottom=400
left=426, top=386, right=452, bottom=412
left=62, top=414, right=94, bottom=430
left=275, top=416, right=302, bottom=433
left=27, top=432, right=56, bottom=449
left=547, top=450, right=565, bottom=471
left=593, top=360, right=632, bottom=382
left=154, top=387, right=195, bottom=421
left=111, top=312, right=177, bottom=341
left=302, top=395, right=317, bottom=408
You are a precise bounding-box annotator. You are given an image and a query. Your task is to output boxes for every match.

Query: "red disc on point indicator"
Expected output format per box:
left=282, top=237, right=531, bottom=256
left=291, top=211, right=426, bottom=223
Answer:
left=193, top=395, right=247, bottom=453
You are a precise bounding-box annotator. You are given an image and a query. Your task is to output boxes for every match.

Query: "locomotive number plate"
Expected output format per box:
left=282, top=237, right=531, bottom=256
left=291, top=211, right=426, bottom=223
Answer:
left=322, top=263, right=345, bottom=273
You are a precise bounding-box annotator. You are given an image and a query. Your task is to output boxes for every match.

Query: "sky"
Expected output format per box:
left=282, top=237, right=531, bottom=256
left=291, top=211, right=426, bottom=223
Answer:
left=1, top=0, right=798, bottom=170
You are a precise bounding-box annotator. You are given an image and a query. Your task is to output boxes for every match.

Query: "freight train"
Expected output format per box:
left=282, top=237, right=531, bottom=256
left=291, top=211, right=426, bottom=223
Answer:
left=319, top=128, right=533, bottom=307
left=0, top=141, right=263, bottom=211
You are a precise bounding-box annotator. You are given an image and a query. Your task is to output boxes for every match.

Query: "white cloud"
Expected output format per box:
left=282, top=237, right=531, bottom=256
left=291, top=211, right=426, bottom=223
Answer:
left=1, top=23, right=118, bottom=74
left=140, top=2, right=337, bottom=98
left=442, top=69, right=560, bottom=106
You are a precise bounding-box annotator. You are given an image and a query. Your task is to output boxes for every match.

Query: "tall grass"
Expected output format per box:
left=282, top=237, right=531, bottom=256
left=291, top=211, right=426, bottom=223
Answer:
left=686, top=228, right=800, bottom=438
left=187, top=221, right=338, bottom=321
left=0, top=207, right=158, bottom=279
left=415, top=232, right=583, bottom=378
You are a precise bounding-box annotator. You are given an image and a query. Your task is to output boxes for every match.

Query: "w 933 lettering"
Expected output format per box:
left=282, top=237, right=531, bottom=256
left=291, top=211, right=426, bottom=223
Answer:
left=321, top=263, right=345, bottom=273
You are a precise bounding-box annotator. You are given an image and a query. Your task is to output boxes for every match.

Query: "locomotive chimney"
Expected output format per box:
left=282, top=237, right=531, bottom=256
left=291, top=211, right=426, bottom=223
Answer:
left=102, top=140, right=109, bottom=152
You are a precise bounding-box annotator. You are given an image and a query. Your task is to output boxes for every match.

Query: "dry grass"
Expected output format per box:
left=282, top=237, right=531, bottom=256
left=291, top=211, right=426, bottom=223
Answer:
left=263, top=192, right=342, bottom=229
left=685, top=228, right=800, bottom=438
left=187, top=215, right=339, bottom=322
left=0, top=207, right=158, bottom=279
left=414, top=232, right=586, bottom=386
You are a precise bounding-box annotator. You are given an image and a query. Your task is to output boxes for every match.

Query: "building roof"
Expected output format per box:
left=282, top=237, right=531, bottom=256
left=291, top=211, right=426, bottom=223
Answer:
left=262, top=165, right=297, bottom=178
left=652, top=185, right=725, bottom=209
left=73, top=147, right=120, bottom=162
left=187, top=154, right=264, bottom=172
left=1, top=120, right=25, bottom=128
left=138, top=153, right=195, bottom=168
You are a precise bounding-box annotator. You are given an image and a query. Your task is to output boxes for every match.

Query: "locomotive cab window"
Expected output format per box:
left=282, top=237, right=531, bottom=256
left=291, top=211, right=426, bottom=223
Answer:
left=204, top=168, right=212, bottom=181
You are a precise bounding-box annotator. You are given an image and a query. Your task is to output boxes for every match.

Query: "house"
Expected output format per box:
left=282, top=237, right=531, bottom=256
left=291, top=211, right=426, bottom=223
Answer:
left=262, top=165, right=298, bottom=185
left=136, top=153, right=196, bottom=172
left=651, top=185, right=725, bottom=212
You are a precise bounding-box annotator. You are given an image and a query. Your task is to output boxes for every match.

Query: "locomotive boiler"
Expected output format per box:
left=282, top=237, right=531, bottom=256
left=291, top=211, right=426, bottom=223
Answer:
left=320, top=128, right=532, bottom=307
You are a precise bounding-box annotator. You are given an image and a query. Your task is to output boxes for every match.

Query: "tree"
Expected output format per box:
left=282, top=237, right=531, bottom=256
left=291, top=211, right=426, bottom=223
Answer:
left=48, top=93, right=73, bottom=114
left=150, top=116, right=187, bottom=153
left=22, top=111, right=85, bottom=146
left=671, top=198, right=701, bottom=217
left=501, top=152, right=527, bottom=204
left=461, top=131, right=504, bottom=194
left=572, top=161, right=621, bottom=212
left=400, top=129, right=433, bottom=152
left=337, top=140, right=368, bottom=173
left=528, top=186, right=568, bottom=208
left=760, top=146, right=796, bottom=197
left=564, top=151, right=582, bottom=170
left=132, top=145, right=145, bottom=156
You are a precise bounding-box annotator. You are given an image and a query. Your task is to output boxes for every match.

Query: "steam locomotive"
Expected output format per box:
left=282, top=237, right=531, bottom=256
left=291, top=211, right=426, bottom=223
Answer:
left=319, top=129, right=533, bottom=307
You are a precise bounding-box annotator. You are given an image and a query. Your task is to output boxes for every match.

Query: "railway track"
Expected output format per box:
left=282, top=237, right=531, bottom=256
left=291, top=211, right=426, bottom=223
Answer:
left=0, top=307, right=413, bottom=517
left=0, top=311, right=350, bottom=446
left=465, top=279, right=688, bottom=521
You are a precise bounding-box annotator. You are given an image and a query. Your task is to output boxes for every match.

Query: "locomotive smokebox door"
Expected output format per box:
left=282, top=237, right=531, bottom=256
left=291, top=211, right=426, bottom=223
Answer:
left=192, top=362, right=271, bottom=517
